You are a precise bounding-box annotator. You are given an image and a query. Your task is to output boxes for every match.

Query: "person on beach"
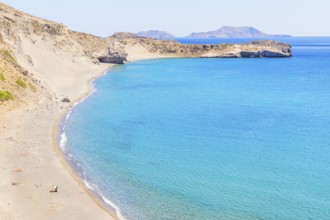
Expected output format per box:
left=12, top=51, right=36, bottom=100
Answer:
left=50, top=185, right=58, bottom=192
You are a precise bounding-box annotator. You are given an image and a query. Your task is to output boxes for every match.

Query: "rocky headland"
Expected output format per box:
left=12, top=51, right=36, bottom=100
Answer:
left=71, top=31, right=292, bottom=64
left=107, top=33, right=292, bottom=62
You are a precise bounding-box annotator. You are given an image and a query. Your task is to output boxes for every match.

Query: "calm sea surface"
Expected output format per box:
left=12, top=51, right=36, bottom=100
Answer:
left=63, top=37, right=330, bottom=220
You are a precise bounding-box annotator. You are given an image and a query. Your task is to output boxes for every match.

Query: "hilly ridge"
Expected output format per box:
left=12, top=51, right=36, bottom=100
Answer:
left=187, top=26, right=291, bottom=38
left=135, top=26, right=291, bottom=39
left=137, top=30, right=176, bottom=40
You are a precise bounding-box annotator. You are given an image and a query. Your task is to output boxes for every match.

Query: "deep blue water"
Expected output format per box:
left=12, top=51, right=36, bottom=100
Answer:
left=63, top=37, right=330, bottom=220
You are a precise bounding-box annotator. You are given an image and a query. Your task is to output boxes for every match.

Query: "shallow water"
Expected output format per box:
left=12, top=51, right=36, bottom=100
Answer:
left=64, top=37, right=330, bottom=220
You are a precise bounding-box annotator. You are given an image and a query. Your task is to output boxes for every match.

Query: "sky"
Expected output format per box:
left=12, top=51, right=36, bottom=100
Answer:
left=1, top=0, right=330, bottom=37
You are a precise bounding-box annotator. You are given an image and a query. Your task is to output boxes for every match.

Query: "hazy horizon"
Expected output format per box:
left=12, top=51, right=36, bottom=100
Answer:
left=1, top=0, right=330, bottom=37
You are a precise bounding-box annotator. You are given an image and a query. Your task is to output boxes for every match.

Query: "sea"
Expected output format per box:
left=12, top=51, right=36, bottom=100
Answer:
left=61, top=37, right=330, bottom=220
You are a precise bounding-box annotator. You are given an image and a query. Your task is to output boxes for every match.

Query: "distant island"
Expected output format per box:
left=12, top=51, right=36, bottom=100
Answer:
left=186, top=26, right=292, bottom=38
left=137, top=26, right=291, bottom=40
left=137, top=30, right=176, bottom=40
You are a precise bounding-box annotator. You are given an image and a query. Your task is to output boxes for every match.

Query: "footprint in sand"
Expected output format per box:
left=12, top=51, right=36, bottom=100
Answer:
left=49, top=201, right=64, bottom=210
left=19, top=152, right=29, bottom=157
left=11, top=182, right=21, bottom=186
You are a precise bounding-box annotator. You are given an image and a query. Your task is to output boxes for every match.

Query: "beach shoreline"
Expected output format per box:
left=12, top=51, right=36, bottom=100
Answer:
left=52, top=64, right=124, bottom=219
left=0, top=63, right=119, bottom=220
left=0, top=3, right=293, bottom=219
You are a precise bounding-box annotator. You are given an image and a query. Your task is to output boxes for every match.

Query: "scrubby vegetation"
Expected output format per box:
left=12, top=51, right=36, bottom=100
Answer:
left=16, top=78, right=27, bottom=88
left=0, top=91, right=14, bottom=101
left=3, top=50, right=17, bottom=63
left=0, top=72, right=4, bottom=81
left=29, top=83, right=36, bottom=92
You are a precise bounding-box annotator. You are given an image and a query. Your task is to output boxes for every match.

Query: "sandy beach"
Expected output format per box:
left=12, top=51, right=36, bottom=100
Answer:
left=0, top=4, right=171, bottom=218
left=0, top=62, right=120, bottom=219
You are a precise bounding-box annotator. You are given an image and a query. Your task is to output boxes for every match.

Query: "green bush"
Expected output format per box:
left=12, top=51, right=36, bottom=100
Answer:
left=0, top=73, right=4, bottom=81
left=0, top=91, right=14, bottom=101
left=16, top=78, right=27, bottom=88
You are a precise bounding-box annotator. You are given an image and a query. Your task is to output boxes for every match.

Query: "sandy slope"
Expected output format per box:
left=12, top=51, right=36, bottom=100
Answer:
left=123, top=43, right=177, bottom=61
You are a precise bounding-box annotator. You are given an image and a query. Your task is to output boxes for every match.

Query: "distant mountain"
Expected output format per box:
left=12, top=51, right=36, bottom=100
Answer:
left=137, top=30, right=176, bottom=40
left=186, top=26, right=291, bottom=38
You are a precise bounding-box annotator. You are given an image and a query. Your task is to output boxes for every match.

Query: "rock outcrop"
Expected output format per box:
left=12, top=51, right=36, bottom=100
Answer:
left=98, top=48, right=127, bottom=64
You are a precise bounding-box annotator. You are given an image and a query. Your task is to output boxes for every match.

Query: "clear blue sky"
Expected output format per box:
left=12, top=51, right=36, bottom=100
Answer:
left=2, top=0, right=329, bottom=37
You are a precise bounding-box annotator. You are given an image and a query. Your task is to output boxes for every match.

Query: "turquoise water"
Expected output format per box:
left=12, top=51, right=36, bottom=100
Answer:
left=64, top=38, right=330, bottom=220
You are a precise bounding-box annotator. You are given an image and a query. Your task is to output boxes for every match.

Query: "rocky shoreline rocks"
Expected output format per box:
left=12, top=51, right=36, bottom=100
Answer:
left=95, top=33, right=292, bottom=63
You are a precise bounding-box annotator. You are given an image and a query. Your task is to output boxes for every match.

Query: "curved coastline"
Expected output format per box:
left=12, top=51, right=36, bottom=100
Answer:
left=52, top=65, right=122, bottom=220
left=0, top=4, right=293, bottom=219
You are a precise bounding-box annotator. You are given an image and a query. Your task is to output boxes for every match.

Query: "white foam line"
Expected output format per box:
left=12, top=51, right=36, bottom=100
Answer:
left=59, top=132, right=67, bottom=151
left=59, top=69, right=127, bottom=220
left=60, top=68, right=110, bottom=150
left=59, top=73, right=100, bottom=150
left=83, top=180, right=128, bottom=220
